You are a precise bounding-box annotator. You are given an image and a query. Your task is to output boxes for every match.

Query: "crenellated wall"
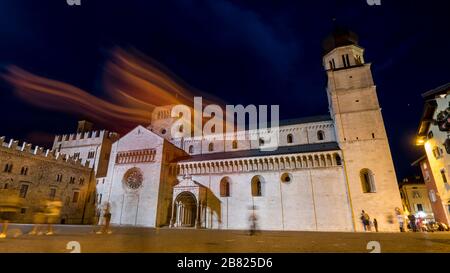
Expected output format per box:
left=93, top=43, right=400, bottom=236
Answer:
left=52, top=130, right=120, bottom=178
left=0, top=137, right=96, bottom=224
left=1, top=136, right=91, bottom=168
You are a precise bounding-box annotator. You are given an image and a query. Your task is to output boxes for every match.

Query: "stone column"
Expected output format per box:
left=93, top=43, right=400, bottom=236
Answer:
left=176, top=202, right=181, bottom=227
left=180, top=204, right=184, bottom=226
left=170, top=200, right=176, bottom=227
left=195, top=200, right=201, bottom=228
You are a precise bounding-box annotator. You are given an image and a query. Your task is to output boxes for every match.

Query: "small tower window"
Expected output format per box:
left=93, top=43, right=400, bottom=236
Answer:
left=360, top=169, right=376, bottom=193
left=220, top=177, right=231, bottom=197
left=287, top=134, right=293, bottom=144
left=188, top=145, right=194, bottom=154
left=317, top=130, right=325, bottom=141
left=208, top=143, right=214, bottom=152
left=251, top=176, right=263, bottom=197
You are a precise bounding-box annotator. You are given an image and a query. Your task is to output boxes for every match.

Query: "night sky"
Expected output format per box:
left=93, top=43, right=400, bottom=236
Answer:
left=0, top=0, right=449, bottom=180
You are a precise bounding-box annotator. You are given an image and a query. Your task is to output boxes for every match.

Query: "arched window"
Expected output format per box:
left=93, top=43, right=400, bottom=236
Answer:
left=317, top=130, right=325, bottom=141
left=360, top=169, right=376, bottom=193
left=188, top=145, right=194, bottom=154
left=20, top=166, right=28, bottom=175
left=179, top=125, right=184, bottom=133
left=287, top=134, right=293, bottom=144
left=208, top=143, right=214, bottom=152
left=334, top=153, right=342, bottom=166
left=232, top=140, right=238, bottom=149
left=220, top=177, right=230, bottom=197
left=3, top=164, right=12, bottom=173
left=251, top=176, right=263, bottom=196
left=281, top=173, right=292, bottom=183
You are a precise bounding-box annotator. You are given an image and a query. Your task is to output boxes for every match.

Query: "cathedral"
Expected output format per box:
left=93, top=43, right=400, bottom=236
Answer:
left=52, top=29, right=403, bottom=232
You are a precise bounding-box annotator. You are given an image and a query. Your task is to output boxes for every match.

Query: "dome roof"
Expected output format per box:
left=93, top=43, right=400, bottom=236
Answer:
left=322, top=26, right=359, bottom=55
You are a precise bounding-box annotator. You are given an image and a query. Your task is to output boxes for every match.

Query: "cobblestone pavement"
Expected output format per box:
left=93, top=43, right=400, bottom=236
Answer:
left=0, top=224, right=449, bottom=253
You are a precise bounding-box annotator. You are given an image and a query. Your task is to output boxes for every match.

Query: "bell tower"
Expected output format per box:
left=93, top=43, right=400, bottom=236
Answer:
left=324, top=27, right=403, bottom=231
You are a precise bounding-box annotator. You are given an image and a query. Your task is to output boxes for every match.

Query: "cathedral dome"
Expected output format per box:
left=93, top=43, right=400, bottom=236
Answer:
left=322, top=26, right=359, bottom=55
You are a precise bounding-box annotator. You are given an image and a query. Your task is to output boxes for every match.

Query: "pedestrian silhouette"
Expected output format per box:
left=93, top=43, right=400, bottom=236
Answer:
left=97, top=202, right=112, bottom=234
left=248, top=205, right=258, bottom=236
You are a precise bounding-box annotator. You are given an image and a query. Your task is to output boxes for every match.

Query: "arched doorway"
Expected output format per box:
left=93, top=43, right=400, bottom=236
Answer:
left=174, top=192, right=197, bottom=227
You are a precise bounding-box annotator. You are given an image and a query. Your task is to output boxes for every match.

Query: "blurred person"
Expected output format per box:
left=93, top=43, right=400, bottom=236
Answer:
left=97, top=202, right=112, bottom=234
left=373, top=218, right=378, bottom=232
left=417, top=217, right=424, bottom=232
left=395, top=207, right=405, bottom=232
left=0, top=189, right=22, bottom=239
left=408, top=214, right=417, bottom=232
left=28, top=201, right=47, bottom=235
left=44, top=199, right=62, bottom=235
left=360, top=210, right=371, bottom=231
left=92, top=207, right=101, bottom=233
left=248, top=205, right=258, bottom=236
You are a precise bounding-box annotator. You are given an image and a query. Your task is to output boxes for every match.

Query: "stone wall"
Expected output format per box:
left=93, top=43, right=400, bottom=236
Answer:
left=0, top=137, right=96, bottom=224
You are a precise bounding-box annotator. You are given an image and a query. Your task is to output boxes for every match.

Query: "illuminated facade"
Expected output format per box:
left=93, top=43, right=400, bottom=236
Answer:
left=53, top=30, right=404, bottom=231
left=416, top=83, right=450, bottom=225
left=399, top=176, right=434, bottom=221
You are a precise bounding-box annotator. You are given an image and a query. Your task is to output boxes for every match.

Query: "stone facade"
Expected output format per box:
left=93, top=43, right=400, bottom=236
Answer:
left=0, top=137, right=96, bottom=224
left=324, top=41, right=403, bottom=232
left=87, top=31, right=403, bottom=232
left=3, top=30, right=403, bottom=232
left=52, top=120, right=119, bottom=178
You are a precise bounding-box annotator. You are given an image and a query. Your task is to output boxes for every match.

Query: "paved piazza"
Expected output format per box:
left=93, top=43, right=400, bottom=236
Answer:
left=0, top=224, right=449, bottom=253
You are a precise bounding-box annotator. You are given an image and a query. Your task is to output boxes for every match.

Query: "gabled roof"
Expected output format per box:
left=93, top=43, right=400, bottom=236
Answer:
left=175, top=142, right=340, bottom=163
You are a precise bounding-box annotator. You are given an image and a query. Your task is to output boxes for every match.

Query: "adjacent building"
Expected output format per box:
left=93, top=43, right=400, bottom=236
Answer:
left=415, top=86, right=450, bottom=225
left=0, top=137, right=96, bottom=224
left=399, top=176, right=434, bottom=222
